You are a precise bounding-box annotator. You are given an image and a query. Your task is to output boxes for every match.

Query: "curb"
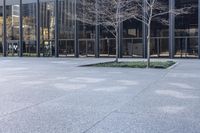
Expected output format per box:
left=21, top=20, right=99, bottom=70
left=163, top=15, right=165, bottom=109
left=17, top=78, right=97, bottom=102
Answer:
left=167, top=62, right=179, bottom=70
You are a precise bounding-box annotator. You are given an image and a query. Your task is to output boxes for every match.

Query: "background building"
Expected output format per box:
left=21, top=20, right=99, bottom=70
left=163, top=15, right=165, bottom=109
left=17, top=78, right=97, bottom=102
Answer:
left=0, top=0, right=199, bottom=58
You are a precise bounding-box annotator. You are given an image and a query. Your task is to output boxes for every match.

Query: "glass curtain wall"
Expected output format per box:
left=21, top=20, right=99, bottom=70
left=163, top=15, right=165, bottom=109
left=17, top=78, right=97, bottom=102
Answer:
left=150, top=0, right=169, bottom=58
left=22, top=0, right=37, bottom=56
left=40, top=0, right=55, bottom=57
left=6, top=0, right=20, bottom=56
left=0, top=0, right=199, bottom=59
left=79, top=23, right=95, bottom=57
left=100, top=26, right=116, bottom=57
left=175, top=0, right=198, bottom=58
left=0, top=6, right=3, bottom=55
left=78, top=0, right=95, bottom=57
left=58, top=0, right=75, bottom=57
left=123, top=19, right=143, bottom=58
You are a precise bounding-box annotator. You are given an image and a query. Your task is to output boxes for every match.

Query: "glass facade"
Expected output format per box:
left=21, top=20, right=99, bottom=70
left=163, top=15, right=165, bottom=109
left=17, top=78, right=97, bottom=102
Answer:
left=6, top=1, right=20, bottom=56
left=58, top=0, right=75, bottom=57
left=22, top=0, right=37, bottom=56
left=0, top=6, right=2, bottom=55
left=150, top=0, right=169, bottom=58
left=0, top=0, right=199, bottom=59
left=123, top=19, right=143, bottom=58
left=40, top=1, right=55, bottom=57
left=100, top=26, right=116, bottom=57
left=175, top=0, right=198, bottom=58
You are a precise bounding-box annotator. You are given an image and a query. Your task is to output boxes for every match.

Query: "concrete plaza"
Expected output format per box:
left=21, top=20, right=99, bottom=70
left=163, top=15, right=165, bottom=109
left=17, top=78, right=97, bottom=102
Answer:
left=0, top=58, right=199, bottom=133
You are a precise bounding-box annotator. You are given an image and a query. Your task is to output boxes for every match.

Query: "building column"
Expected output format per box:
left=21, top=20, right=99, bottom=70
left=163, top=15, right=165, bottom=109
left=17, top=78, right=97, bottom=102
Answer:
left=95, top=0, right=100, bottom=58
left=54, top=0, right=59, bottom=57
left=142, top=0, right=147, bottom=58
left=19, top=0, right=23, bottom=57
left=198, top=0, right=200, bottom=59
left=3, top=0, right=7, bottom=57
left=142, top=25, right=147, bottom=58
left=74, top=0, right=79, bottom=57
left=95, top=25, right=100, bottom=58
left=119, top=22, right=123, bottom=58
left=36, top=0, right=40, bottom=57
left=95, top=0, right=99, bottom=58
left=169, top=0, right=175, bottom=59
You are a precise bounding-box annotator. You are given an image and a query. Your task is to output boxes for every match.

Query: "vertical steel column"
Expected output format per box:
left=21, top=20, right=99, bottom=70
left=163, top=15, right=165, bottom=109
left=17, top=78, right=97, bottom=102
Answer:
left=119, top=22, right=123, bottom=58
left=55, top=0, right=59, bottom=57
left=95, top=25, right=100, bottom=58
left=74, top=0, right=79, bottom=57
left=3, top=0, right=7, bottom=57
left=157, top=38, right=160, bottom=57
left=19, top=0, right=23, bottom=57
left=142, top=0, right=147, bottom=58
left=95, top=0, right=100, bottom=58
left=198, top=0, right=200, bottom=58
left=36, top=0, right=40, bottom=57
left=169, top=0, right=175, bottom=59
left=117, top=0, right=123, bottom=59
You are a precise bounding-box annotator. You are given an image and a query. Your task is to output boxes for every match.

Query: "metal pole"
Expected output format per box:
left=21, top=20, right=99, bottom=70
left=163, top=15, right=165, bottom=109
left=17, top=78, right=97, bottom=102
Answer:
left=119, top=22, right=123, bottom=58
left=142, top=0, right=147, bottom=58
left=157, top=38, right=160, bottom=57
left=3, top=0, right=7, bottom=57
left=55, top=0, right=59, bottom=57
left=198, top=0, right=200, bottom=58
left=74, top=0, right=79, bottom=57
left=169, top=0, right=175, bottom=59
left=36, top=0, right=40, bottom=57
left=95, top=0, right=100, bottom=58
left=19, top=0, right=23, bottom=57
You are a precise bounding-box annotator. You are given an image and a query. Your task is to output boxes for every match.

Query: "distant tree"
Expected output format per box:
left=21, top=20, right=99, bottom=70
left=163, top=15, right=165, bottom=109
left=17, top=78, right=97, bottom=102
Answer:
left=72, top=0, right=192, bottom=65
left=75, top=0, right=137, bottom=62
left=130, top=0, right=193, bottom=67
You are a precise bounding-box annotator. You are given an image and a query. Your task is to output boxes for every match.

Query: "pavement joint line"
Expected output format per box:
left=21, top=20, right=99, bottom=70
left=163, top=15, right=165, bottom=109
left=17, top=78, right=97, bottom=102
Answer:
left=167, top=61, right=179, bottom=70
left=82, top=68, right=173, bottom=133
left=1, top=58, right=199, bottom=132
left=122, top=67, right=172, bottom=104
left=0, top=64, right=97, bottom=98
left=82, top=110, right=117, bottom=133
left=0, top=94, right=71, bottom=119
left=104, top=111, right=200, bottom=123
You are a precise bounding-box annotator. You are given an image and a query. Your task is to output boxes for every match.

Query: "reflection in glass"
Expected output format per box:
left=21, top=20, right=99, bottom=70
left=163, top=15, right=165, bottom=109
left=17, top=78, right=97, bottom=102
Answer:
left=58, top=0, right=75, bottom=57
left=40, top=1, right=55, bottom=57
left=79, top=23, right=95, bottom=57
left=22, top=1, right=37, bottom=56
left=0, top=6, right=3, bottom=55
left=175, top=0, right=198, bottom=58
left=6, top=3, right=20, bottom=56
left=123, top=19, right=143, bottom=57
left=100, top=26, right=116, bottom=57
left=0, top=0, right=199, bottom=58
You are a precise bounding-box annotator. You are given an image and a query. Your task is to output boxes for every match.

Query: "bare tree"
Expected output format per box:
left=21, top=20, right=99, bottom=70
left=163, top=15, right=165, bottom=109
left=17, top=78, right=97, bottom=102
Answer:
left=72, top=0, right=192, bottom=65
left=75, top=0, right=136, bottom=62
left=130, top=0, right=192, bottom=68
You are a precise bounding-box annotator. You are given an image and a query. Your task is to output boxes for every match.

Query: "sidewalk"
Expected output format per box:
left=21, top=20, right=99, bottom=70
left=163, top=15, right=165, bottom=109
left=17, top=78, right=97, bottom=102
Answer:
left=0, top=58, right=199, bottom=133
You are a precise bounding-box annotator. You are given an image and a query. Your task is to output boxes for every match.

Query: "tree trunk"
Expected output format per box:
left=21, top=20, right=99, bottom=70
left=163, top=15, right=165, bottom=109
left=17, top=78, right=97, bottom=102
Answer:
left=147, top=25, right=151, bottom=68
left=115, top=27, right=119, bottom=63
